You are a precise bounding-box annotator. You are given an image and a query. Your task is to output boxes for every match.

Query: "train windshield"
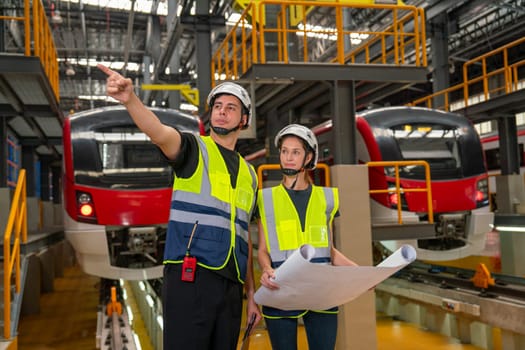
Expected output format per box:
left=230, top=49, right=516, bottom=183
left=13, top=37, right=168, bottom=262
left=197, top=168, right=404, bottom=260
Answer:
left=394, top=124, right=460, bottom=179
left=380, top=121, right=485, bottom=180
left=72, top=126, right=172, bottom=189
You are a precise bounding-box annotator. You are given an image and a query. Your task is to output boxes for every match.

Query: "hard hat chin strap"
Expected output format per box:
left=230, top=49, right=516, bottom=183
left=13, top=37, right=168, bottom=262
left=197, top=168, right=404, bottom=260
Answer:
left=210, top=114, right=246, bottom=135
left=280, top=153, right=310, bottom=190
left=210, top=124, right=240, bottom=135
left=281, top=167, right=306, bottom=190
left=281, top=168, right=300, bottom=176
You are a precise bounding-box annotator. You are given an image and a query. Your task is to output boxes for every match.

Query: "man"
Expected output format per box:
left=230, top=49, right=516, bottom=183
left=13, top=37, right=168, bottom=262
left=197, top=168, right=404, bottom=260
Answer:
left=98, top=64, right=261, bottom=349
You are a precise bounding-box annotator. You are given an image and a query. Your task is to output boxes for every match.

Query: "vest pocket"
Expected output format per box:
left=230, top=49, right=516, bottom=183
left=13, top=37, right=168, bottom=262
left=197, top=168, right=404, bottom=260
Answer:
left=306, top=225, right=329, bottom=248
left=235, top=186, right=254, bottom=212
left=276, top=220, right=300, bottom=250
left=210, top=171, right=231, bottom=202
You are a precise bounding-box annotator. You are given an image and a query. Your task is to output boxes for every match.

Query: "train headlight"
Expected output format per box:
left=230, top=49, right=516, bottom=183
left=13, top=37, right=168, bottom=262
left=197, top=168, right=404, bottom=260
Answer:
left=79, top=203, right=94, bottom=216
left=476, top=178, right=489, bottom=208
left=78, top=193, right=91, bottom=204
left=76, top=191, right=97, bottom=221
left=388, top=192, right=399, bottom=206
left=387, top=181, right=409, bottom=210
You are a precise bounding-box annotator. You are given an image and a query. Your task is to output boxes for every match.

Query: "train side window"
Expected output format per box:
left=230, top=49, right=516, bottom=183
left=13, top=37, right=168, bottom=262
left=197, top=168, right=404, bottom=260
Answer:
left=484, top=148, right=500, bottom=171
left=484, top=145, right=524, bottom=170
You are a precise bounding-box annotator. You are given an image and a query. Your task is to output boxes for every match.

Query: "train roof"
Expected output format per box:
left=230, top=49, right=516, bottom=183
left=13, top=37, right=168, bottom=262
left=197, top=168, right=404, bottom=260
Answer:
left=358, top=106, right=472, bottom=129
left=67, top=105, right=200, bottom=133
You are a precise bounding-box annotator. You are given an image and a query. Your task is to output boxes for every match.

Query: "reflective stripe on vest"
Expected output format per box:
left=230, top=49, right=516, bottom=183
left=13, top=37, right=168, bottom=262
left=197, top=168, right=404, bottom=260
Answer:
left=258, top=184, right=339, bottom=266
left=164, top=136, right=257, bottom=282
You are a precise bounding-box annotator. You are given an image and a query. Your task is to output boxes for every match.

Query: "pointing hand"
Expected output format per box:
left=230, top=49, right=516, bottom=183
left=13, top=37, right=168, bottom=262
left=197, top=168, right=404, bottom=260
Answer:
left=97, top=64, right=133, bottom=105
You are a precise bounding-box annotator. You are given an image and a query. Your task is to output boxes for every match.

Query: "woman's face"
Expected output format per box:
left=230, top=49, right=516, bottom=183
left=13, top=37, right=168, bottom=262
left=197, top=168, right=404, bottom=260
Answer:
left=279, top=135, right=312, bottom=171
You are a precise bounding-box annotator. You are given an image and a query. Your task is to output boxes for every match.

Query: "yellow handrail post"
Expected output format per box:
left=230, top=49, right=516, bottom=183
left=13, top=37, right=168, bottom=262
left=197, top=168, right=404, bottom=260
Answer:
left=3, top=169, right=27, bottom=340
left=367, top=161, right=434, bottom=225
left=251, top=3, right=258, bottom=64
left=335, top=6, right=345, bottom=64
left=258, top=2, right=266, bottom=64
left=24, top=0, right=30, bottom=56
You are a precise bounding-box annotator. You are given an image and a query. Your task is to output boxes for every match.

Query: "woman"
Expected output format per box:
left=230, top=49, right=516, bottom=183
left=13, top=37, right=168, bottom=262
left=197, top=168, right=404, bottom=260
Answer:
left=257, top=124, right=358, bottom=350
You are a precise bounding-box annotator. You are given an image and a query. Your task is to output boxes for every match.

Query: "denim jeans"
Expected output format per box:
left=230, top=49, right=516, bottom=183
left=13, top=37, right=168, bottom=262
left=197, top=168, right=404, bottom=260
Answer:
left=265, top=312, right=338, bottom=350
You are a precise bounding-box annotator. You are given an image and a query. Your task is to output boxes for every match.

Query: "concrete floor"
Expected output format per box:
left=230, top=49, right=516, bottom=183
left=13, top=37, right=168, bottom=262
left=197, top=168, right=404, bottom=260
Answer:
left=17, top=264, right=486, bottom=350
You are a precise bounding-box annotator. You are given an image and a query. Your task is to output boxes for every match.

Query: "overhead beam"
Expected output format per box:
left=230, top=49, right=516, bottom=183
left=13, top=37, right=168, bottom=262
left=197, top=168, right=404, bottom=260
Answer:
left=243, top=63, right=428, bottom=83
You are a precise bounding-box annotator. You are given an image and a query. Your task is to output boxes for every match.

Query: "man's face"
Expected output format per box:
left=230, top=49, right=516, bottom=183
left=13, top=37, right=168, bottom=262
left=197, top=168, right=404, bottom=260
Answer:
left=210, top=94, right=245, bottom=130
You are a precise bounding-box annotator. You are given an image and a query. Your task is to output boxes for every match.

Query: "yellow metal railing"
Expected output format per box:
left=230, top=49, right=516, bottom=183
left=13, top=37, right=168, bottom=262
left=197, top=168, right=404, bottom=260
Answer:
left=341, top=7, right=426, bottom=66
left=0, top=0, right=59, bottom=100
left=212, top=0, right=427, bottom=83
left=256, top=161, right=433, bottom=225
left=256, top=163, right=331, bottom=189
left=367, top=161, right=434, bottom=224
left=3, top=169, right=27, bottom=340
left=409, top=36, right=525, bottom=111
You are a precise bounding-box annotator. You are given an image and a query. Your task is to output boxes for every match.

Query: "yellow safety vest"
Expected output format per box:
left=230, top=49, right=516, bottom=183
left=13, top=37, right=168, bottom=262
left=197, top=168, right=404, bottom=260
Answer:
left=258, top=184, right=338, bottom=265
left=164, top=136, right=257, bottom=283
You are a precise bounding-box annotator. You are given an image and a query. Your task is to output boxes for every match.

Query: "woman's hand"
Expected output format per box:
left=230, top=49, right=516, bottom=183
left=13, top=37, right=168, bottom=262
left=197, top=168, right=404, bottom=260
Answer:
left=260, top=268, right=279, bottom=290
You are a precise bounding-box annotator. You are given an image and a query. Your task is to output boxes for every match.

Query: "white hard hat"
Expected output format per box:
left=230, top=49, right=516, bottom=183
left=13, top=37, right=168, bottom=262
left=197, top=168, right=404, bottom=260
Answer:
left=274, top=124, right=318, bottom=169
left=207, top=82, right=252, bottom=129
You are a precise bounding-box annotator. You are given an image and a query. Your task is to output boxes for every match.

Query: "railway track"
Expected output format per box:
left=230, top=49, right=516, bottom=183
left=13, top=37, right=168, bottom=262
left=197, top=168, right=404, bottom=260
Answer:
left=396, top=261, right=525, bottom=304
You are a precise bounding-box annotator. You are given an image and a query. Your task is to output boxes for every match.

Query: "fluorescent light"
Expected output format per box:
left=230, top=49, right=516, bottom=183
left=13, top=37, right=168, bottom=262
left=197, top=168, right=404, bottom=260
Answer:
left=133, top=333, right=143, bottom=350
left=59, top=0, right=168, bottom=16
left=156, top=315, right=164, bottom=330
left=126, top=305, right=133, bottom=323
left=146, top=294, right=154, bottom=308
left=494, top=226, right=525, bottom=232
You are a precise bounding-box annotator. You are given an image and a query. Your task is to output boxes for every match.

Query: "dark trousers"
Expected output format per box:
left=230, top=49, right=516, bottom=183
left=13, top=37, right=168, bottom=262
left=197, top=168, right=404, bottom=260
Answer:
left=162, top=264, right=243, bottom=350
left=265, top=311, right=338, bottom=350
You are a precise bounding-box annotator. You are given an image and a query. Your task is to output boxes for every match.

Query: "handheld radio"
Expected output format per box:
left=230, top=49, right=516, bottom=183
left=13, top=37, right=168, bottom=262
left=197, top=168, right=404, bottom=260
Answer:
left=182, top=221, right=199, bottom=282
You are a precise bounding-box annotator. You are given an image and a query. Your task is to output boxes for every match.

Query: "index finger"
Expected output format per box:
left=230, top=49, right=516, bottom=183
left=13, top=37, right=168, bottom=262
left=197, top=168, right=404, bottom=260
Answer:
left=97, top=63, right=114, bottom=76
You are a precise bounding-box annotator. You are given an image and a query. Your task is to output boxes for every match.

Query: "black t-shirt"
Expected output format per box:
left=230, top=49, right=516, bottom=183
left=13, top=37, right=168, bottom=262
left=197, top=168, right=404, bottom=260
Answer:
left=284, top=185, right=312, bottom=232
left=167, top=132, right=243, bottom=281
left=170, top=133, right=240, bottom=186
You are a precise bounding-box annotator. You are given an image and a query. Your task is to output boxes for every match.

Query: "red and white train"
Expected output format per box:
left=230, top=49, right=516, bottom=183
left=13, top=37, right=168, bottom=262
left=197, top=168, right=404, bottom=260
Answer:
left=63, top=105, right=495, bottom=280
left=249, top=106, right=494, bottom=261
left=62, top=105, right=203, bottom=280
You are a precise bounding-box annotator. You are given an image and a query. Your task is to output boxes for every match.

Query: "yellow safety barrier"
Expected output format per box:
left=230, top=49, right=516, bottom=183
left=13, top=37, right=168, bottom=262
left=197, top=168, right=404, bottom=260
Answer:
left=213, top=0, right=427, bottom=84
left=3, top=169, right=27, bottom=340
left=409, top=36, right=525, bottom=111
left=0, top=0, right=59, bottom=100
left=141, top=84, right=200, bottom=106
left=367, top=160, right=434, bottom=224
left=256, top=161, right=432, bottom=225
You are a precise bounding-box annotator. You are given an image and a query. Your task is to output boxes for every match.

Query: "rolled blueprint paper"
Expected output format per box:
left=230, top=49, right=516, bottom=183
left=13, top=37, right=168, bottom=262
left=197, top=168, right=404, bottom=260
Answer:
left=254, top=244, right=416, bottom=311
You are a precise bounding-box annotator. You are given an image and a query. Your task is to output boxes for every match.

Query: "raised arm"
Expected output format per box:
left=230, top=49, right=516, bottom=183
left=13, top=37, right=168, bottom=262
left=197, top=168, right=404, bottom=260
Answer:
left=98, top=64, right=182, bottom=160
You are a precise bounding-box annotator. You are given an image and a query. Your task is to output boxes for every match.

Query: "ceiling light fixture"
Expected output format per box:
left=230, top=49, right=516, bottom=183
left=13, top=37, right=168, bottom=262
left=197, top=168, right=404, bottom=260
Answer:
left=66, top=65, right=76, bottom=76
